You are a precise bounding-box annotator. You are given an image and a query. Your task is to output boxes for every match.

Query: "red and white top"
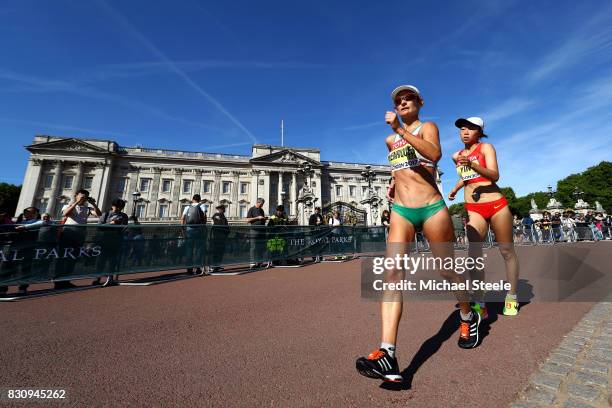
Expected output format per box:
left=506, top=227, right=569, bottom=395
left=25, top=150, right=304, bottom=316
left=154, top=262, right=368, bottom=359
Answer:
left=455, top=143, right=489, bottom=184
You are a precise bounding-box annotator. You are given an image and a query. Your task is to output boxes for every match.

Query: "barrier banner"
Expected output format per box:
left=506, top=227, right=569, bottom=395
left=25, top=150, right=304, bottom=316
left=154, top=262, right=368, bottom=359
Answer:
left=0, top=225, right=387, bottom=285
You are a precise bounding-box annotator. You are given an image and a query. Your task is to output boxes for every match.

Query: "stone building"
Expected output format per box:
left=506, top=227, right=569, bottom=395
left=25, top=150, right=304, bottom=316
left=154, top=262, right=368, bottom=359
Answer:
left=16, top=135, right=423, bottom=225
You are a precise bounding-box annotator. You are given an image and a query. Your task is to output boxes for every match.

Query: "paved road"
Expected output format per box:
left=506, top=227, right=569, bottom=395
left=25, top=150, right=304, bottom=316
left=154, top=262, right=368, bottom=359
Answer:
left=0, top=245, right=605, bottom=407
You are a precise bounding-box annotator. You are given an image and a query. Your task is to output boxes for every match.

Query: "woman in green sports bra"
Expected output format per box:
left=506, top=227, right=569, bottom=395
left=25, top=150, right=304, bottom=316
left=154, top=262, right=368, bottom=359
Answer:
left=356, top=85, right=481, bottom=384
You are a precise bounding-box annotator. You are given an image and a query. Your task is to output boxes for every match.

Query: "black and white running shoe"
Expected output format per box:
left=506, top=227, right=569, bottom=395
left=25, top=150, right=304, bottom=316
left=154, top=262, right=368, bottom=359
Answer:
left=458, top=311, right=481, bottom=349
left=356, top=348, right=403, bottom=382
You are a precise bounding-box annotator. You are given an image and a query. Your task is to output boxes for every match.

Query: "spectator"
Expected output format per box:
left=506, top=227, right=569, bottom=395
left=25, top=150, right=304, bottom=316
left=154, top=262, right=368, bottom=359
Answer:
left=308, top=207, right=324, bottom=226
left=181, top=194, right=207, bottom=275
left=4, top=207, right=42, bottom=294
left=209, top=204, right=229, bottom=273
left=93, top=198, right=128, bottom=285
left=56, top=189, right=101, bottom=289
left=521, top=213, right=534, bottom=243
left=593, top=213, right=604, bottom=241
left=450, top=214, right=463, bottom=244
left=267, top=205, right=288, bottom=227
left=551, top=212, right=562, bottom=242
left=381, top=209, right=391, bottom=229
left=561, top=211, right=576, bottom=242
left=246, top=198, right=268, bottom=270
left=541, top=212, right=552, bottom=243
left=328, top=211, right=346, bottom=260
left=0, top=209, right=14, bottom=225
left=308, top=207, right=324, bottom=262
left=268, top=205, right=289, bottom=265
left=604, top=214, right=612, bottom=240
left=513, top=214, right=523, bottom=244
left=329, top=210, right=342, bottom=226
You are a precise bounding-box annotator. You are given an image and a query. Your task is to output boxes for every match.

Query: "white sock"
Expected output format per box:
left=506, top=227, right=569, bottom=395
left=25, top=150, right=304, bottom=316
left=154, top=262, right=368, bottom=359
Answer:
left=460, top=310, right=473, bottom=321
left=380, top=342, right=396, bottom=358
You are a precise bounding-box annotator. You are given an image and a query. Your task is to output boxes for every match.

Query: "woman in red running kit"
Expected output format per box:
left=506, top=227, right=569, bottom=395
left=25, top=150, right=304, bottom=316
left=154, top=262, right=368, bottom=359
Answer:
left=448, top=117, right=519, bottom=317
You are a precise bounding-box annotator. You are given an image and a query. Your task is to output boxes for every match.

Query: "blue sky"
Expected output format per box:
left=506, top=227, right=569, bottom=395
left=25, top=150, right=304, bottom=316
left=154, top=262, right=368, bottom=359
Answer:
left=1, top=0, right=611, bottom=202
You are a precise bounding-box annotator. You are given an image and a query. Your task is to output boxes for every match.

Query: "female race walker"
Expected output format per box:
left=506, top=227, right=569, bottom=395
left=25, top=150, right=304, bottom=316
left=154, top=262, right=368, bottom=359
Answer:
left=356, top=85, right=481, bottom=384
left=448, top=117, right=519, bottom=318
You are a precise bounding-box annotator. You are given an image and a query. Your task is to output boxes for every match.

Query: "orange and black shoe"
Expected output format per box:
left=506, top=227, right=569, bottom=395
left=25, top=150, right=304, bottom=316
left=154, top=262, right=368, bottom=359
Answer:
left=356, top=348, right=402, bottom=382
left=458, top=311, right=481, bottom=349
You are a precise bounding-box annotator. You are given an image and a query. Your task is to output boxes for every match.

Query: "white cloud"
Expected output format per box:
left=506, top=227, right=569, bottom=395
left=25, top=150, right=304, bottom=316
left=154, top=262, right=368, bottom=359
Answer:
left=96, top=0, right=258, bottom=143
left=481, top=98, right=535, bottom=124
left=525, top=7, right=612, bottom=85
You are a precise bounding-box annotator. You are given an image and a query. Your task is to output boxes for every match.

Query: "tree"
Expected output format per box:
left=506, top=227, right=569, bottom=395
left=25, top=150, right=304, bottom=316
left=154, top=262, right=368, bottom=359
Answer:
left=0, top=183, right=21, bottom=216
left=499, top=187, right=517, bottom=203
left=448, top=202, right=466, bottom=217
left=556, top=162, right=611, bottom=211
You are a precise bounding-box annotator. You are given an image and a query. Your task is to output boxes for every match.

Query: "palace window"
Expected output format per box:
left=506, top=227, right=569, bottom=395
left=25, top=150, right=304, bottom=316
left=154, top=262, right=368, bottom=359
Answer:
left=158, top=204, right=169, bottom=218
left=222, top=181, right=231, bottom=194
left=44, top=174, right=53, bottom=189
left=83, top=176, right=93, bottom=190
left=203, top=181, right=212, bottom=193
left=117, top=178, right=127, bottom=193
left=183, top=180, right=193, bottom=194
left=38, top=198, right=49, bottom=214
left=139, top=178, right=151, bottom=192
left=63, top=175, right=74, bottom=190
left=136, top=203, right=146, bottom=218
left=162, top=179, right=172, bottom=193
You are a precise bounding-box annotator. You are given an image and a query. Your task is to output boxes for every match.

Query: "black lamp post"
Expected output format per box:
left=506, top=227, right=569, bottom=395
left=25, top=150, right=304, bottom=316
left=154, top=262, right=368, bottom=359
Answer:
left=298, top=162, right=314, bottom=187
left=131, top=190, right=141, bottom=222
left=572, top=186, right=583, bottom=202
left=547, top=184, right=556, bottom=198
left=361, top=165, right=376, bottom=189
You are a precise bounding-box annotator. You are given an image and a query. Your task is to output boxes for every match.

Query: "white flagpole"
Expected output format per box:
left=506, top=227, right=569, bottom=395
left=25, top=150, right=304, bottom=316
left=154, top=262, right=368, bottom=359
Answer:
left=281, top=119, right=284, bottom=147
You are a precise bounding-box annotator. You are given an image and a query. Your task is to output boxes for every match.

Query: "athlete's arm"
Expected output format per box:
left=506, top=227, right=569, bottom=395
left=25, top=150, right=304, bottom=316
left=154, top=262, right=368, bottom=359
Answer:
left=386, top=175, right=396, bottom=202
left=448, top=179, right=464, bottom=201
left=469, top=143, right=499, bottom=182
left=396, top=122, right=442, bottom=162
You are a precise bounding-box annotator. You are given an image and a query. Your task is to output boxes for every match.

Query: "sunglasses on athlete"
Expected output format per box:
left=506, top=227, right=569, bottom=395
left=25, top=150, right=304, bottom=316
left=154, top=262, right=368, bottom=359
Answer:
left=394, top=94, right=418, bottom=105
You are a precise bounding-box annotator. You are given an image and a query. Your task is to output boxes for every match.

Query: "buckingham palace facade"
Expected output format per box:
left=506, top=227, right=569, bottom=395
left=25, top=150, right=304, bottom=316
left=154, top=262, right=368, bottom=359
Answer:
left=16, top=135, right=423, bottom=225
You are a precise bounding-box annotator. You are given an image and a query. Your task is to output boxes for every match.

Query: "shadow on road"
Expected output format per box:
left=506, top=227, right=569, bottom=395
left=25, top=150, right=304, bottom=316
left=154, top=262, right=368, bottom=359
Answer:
left=381, top=310, right=459, bottom=391
left=381, top=280, right=533, bottom=391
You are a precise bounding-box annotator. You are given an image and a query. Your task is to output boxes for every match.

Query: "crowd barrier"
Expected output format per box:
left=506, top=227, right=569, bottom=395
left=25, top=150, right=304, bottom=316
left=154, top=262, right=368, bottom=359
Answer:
left=1, top=222, right=607, bottom=300
left=0, top=225, right=387, bottom=289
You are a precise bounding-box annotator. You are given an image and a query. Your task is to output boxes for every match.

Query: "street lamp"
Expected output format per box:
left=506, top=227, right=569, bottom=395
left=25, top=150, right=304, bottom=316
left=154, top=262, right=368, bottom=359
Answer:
left=131, top=190, right=141, bottom=222
left=572, top=186, right=583, bottom=202
left=361, top=165, right=376, bottom=189
left=297, top=162, right=314, bottom=187
left=547, top=184, right=556, bottom=198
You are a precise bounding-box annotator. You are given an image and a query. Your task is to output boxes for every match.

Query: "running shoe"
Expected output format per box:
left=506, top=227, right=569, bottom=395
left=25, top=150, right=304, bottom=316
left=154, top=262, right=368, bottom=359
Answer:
left=503, top=298, right=519, bottom=316
left=356, top=348, right=402, bottom=382
left=471, top=302, right=489, bottom=320
left=458, top=311, right=481, bottom=349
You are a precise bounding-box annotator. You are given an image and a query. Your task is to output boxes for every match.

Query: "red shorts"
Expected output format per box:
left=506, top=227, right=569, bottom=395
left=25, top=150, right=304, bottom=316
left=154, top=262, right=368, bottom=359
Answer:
left=465, top=196, right=508, bottom=220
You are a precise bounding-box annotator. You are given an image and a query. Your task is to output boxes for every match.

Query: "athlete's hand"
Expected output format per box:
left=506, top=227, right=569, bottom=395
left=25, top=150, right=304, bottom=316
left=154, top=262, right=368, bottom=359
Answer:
left=448, top=190, right=456, bottom=201
left=385, top=111, right=401, bottom=132
left=456, top=155, right=471, bottom=167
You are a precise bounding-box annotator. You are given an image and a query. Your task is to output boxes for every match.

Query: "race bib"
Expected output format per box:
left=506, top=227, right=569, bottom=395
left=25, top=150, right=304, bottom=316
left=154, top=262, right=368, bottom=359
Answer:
left=456, top=162, right=479, bottom=181
left=388, top=139, right=419, bottom=171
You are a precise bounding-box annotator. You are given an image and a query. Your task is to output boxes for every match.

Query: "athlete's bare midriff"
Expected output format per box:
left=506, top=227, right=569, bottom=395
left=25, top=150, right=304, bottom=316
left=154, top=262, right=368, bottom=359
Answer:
left=463, top=180, right=503, bottom=204
left=393, top=167, right=442, bottom=208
